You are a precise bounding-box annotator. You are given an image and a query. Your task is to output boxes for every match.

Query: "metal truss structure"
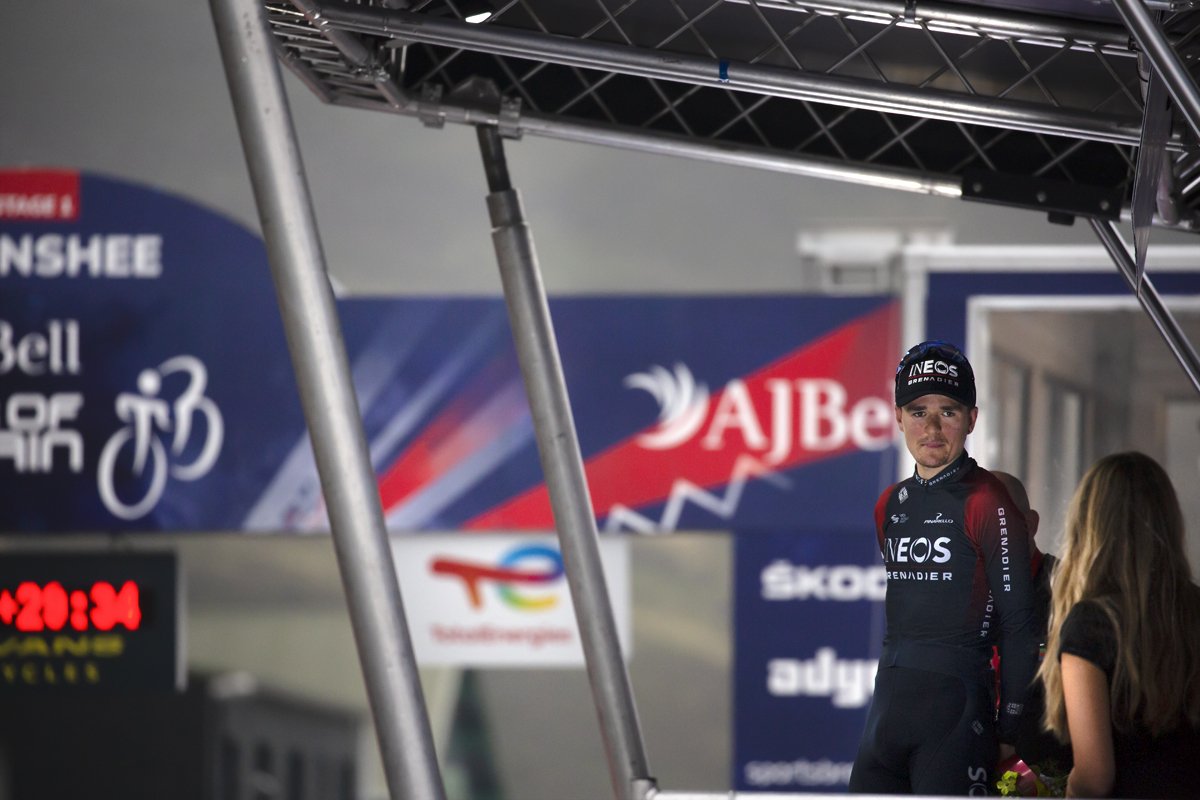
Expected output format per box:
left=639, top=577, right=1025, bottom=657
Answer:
left=207, top=1, right=1200, bottom=800
left=268, top=0, right=1200, bottom=224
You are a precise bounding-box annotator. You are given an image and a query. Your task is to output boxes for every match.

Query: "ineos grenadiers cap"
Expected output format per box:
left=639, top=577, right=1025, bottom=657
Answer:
left=895, top=340, right=976, bottom=409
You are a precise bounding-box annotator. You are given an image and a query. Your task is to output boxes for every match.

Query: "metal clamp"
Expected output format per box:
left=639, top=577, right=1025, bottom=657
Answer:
left=499, top=96, right=523, bottom=140
left=417, top=82, right=445, bottom=128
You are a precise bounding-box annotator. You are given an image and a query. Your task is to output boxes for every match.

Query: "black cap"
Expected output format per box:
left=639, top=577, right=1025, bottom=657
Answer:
left=895, top=340, right=976, bottom=409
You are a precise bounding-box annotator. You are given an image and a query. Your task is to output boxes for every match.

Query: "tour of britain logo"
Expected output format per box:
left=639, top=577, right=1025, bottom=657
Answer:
left=98, top=356, right=224, bottom=520
left=431, top=544, right=565, bottom=612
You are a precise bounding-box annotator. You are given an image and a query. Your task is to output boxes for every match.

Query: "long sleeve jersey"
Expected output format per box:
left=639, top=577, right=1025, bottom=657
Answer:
left=874, top=452, right=1039, bottom=743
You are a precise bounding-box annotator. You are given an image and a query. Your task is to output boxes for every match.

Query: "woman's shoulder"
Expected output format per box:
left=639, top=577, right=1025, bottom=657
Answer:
left=1065, top=596, right=1116, bottom=620
left=1059, top=597, right=1118, bottom=675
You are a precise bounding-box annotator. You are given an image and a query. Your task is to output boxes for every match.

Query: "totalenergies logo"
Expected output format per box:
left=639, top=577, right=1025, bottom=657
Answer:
left=431, top=544, right=565, bottom=612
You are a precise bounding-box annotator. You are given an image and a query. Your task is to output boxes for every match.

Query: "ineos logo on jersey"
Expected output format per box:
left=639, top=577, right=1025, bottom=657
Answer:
left=907, top=359, right=959, bottom=378
left=924, top=512, right=954, bottom=524
left=884, top=536, right=951, bottom=564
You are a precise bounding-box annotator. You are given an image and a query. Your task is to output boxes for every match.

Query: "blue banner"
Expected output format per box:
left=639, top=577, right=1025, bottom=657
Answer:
left=0, top=170, right=901, bottom=534
left=734, top=529, right=887, bottom=792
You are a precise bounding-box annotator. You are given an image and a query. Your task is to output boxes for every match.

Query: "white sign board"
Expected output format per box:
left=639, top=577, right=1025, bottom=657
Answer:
left=392, top=534, right=631, bottom=667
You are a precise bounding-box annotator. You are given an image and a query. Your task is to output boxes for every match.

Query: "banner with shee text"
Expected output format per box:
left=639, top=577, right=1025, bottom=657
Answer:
left=0, top=170, right=899, bottom=532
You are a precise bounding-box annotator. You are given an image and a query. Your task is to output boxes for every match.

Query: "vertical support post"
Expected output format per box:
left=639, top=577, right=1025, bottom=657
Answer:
left=208, top=2, right=447, bottom=799
left=475, top=125, right=653, bottom=800
left=1112, top=0, right=1200, bottom=142
left=1089, top=218, right=1200, bottom=396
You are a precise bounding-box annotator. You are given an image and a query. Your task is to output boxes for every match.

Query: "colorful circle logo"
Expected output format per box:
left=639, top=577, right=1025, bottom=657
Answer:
left=431, top=543, right=565, bottom=612
left=495, top=545, right=564, bottom=611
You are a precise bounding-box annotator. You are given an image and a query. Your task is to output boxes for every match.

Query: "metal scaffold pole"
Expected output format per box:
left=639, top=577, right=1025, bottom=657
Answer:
left=1090, top=218, right=1200, bottom=396
left=475, top=124, right=654, bottom=800
left=207, top=1, right=447, bottom=798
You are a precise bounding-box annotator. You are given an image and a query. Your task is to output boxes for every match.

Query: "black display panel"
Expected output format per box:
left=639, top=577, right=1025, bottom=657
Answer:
left=0, top=552, right=180, bottom=692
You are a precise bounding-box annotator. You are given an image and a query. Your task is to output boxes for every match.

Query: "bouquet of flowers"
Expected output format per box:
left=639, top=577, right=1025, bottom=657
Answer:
left=995, top=754, right=1068, bottom=797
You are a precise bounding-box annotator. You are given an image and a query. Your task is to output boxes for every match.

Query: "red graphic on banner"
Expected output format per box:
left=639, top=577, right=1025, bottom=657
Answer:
left=0, top=170, right=80, bottom=221
left=465, top=302, right=899, bottom=529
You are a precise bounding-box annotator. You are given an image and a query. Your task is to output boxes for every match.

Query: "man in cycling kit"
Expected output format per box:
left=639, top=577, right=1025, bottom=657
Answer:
left=848, top=341, right=1039, bottom=795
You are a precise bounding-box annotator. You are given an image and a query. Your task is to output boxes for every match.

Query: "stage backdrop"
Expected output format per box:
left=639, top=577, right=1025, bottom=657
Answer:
left=1, top=169, right=898, bottom=787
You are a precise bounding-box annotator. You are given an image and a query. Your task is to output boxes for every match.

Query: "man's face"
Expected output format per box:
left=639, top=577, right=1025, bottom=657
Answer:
left=895, top=394, right=978, bottom=477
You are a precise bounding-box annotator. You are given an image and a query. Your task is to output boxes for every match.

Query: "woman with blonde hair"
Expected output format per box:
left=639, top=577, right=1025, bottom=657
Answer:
left=1039, top=452, right=1200, bottom=798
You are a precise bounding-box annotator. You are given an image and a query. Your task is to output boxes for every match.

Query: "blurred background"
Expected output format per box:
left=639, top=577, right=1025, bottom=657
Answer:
left=3, top=1, right=1200, bottom=799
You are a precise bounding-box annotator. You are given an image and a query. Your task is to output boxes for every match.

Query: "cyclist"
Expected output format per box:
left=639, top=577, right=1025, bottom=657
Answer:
left=848, top=341, right=1039, bottom=795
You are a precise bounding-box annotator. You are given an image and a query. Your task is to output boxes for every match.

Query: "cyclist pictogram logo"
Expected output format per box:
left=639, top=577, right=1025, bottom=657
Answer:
left=97, top=355, right=223, bottom=520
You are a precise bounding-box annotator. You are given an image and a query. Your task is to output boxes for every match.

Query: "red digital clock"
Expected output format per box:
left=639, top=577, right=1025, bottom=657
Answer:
left=0, top=581, right=141, bottom=633
left=0, top=553, right=178, bottom=692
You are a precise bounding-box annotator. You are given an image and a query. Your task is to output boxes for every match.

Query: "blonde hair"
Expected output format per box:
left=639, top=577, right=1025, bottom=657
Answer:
left=1040, top=452, right=1200, bottom=739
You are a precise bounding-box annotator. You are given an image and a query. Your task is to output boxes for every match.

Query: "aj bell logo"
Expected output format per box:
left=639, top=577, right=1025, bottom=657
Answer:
left=624, top=363, right=893, bottom=461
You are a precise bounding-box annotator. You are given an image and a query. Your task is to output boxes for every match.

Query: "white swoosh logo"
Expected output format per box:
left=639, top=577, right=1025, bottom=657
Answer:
left=624, top=363, right=710, bottom=450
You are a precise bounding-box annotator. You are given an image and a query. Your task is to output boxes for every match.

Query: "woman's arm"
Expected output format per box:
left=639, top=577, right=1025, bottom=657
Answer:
left=1062, top=653, right=1115, bottom=798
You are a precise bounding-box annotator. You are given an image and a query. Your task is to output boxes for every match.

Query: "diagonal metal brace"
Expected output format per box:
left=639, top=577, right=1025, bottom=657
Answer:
left=1090, top=218, right=1200, bottom=397
left=1130, top=61, right=1173, bottom=297
left=475, top=124, right=653, bottom=800
left=209, top=0, right=446, bottom=797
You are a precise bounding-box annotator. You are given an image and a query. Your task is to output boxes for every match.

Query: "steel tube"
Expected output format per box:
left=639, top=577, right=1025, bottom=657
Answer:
left=476, top=125, right=652, bottom=800
left=726, top=0, right=1135, bottom=50
left=329, top=89, right=1200, bottom=227
left=1112, top=0, right=1200, bottom=143
left=333, top=92, right=962, bottom=197
left=317, top=3, right=1147, bottom=146
left=1090, top=218, right=1200, bottom=396
left=208, top=1, right=446, bottom=799
left=516, top=113, right=963, bottom=197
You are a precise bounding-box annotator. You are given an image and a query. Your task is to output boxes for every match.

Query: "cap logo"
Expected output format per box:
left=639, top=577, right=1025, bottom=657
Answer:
left=908, top=359, right=958, bottom=378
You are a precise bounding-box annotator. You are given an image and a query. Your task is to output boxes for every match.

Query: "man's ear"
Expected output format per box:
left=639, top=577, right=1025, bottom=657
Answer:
left=895, top=405, right=903, bottom=429
left=1027, top=509, right=1040, bottom=538
left=967, top=406, right=979, bottom=434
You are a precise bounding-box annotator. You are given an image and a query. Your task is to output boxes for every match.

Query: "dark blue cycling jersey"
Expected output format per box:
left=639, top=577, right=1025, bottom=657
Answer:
left=873, top=451, right=1039, bottom=743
